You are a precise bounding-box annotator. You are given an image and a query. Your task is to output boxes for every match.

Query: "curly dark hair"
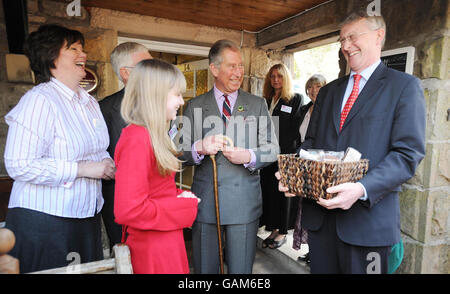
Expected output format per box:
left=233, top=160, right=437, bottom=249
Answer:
left=24, top=24, right=85, bottom=84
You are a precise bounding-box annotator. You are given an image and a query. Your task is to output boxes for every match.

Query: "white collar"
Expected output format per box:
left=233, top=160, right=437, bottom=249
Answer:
left=350, top=59, right=381, bottom=81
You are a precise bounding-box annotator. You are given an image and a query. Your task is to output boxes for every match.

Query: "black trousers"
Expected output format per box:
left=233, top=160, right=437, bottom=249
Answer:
left=6, top=207, right=103, bottom=273
left=308, top=211, right=391, bottom=274
left=260, top=162, right=298, bottom=234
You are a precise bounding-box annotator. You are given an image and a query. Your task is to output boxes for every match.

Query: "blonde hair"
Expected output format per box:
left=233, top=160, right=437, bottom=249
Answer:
left=121, top=59, right=186, bottom=176
left=305, top=74, right=327, bottom=96
left=262, top=63, right=294, bottom=103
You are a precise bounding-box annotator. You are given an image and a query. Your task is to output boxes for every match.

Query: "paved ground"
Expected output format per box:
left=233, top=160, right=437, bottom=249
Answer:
left=185, top=226, right=310, bottom=274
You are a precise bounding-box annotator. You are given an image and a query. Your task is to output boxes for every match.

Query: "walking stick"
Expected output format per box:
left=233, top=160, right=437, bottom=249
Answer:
left=210, top=154, right=224, bottom=274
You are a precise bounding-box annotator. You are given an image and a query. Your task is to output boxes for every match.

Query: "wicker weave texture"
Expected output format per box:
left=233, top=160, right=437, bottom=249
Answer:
left=277, top=154, right=369, bottom=200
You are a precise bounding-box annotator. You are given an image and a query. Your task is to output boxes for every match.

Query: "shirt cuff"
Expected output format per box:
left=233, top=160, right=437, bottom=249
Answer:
left=357, top=182, right=368, bottom=201
left=243, top=149, right=256, bottom=169
left=192, top=141, right=204, bottom=164
left=60, top=161, right=78, bottom=189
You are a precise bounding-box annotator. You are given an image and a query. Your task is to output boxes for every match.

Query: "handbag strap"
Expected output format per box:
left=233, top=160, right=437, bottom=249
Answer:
left=121, top=225, right=128, bottom=243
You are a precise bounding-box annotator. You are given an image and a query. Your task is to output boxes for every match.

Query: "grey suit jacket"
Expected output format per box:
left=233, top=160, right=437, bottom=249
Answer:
left=176, top=89, right=279, bottom=224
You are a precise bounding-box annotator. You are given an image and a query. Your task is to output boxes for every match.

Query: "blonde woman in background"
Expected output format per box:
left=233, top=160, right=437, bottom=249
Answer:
left=114, top=59, right=199, bottom=274
left=298, top=74, right=327, bottom=144
left=260, top=63, right=304, bottom=249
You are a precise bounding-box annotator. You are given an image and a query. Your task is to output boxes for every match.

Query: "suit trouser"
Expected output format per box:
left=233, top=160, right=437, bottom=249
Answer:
left=192, top=219, right=258, bottom=274
left=308, top=212, right=391, bottom=274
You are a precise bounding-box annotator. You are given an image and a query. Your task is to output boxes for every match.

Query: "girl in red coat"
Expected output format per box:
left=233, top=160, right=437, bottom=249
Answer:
left=114, top=59, right=199, bottom=274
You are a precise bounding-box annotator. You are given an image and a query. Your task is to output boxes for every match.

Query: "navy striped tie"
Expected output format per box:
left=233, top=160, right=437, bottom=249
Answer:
left=222, top=94, right=231, bottom=126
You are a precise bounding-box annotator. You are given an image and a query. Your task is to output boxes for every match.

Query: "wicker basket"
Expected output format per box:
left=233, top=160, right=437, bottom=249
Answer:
left=277, top=154, right=369, bottom=200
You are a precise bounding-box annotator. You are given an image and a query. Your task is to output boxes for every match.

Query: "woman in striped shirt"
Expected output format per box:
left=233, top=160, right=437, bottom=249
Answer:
left=4, top=24, right=115, bottom=273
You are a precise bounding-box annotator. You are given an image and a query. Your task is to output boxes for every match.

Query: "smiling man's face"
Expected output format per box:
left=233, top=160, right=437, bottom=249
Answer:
left=210, top=48, right=244, bottom=94
left=340, top=18, right=385, bottom=73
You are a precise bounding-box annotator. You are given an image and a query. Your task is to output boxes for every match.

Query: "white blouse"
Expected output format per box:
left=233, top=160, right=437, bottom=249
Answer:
left=269, top=97, right=280, bottom=115
left=4, top=78, right=110, bottom=218
left=299, top=109, right=311, bottom=143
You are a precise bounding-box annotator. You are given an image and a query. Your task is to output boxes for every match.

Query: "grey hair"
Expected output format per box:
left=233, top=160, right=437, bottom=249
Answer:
left=110, top=42, right=150, bottom=82
left=208, top=39, right=240, bottom=67
left=340, top=10, right=386, bottom=47
left=305, top=74, right=327, bottom=95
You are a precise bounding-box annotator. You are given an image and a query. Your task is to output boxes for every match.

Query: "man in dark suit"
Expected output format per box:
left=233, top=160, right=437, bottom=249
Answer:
left=278, top=11, right=425, bottom=274
left=99, top=42, right=152, bottom=248
left=177, top=39, right=279, bottom=273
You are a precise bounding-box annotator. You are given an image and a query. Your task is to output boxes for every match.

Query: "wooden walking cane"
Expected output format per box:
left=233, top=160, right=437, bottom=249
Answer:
left=210, top=154, right=224, bottom=274
left=209, top=135, right=233, bottom=274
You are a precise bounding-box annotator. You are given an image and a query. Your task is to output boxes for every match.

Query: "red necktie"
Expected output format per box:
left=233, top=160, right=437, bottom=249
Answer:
left=222, top=94, right=231, bottom=126
left=340, top=74, right=362, bottom=131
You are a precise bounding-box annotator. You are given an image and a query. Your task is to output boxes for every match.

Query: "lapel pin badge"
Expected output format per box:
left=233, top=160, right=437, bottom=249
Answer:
left=238, top=105, right=245, bottom=112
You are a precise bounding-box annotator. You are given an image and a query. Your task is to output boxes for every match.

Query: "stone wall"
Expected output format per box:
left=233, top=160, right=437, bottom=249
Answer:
left=0, top=1, right=32, bottom=175
left=380, top=0, right=449, bottom=274
left=241, top=47, right=293, bottom=96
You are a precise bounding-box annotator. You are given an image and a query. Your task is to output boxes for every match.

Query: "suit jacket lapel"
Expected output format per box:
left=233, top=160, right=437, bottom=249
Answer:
left=112, top=88, right=127, bottom=129
left=332, top=78, right=349, bottom=135
left=341, top=63, right=387, bottom=131
left=232, top=90, right=249, bottom=118
left=202, top=89, right=221, bottom=119
left=112, top=88, right=124, bottom=113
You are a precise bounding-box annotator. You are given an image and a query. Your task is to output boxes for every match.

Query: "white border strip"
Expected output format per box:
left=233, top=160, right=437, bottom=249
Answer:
left=118, top=36, right=210, bottom=57
left=381, top=46, right=415, bottom=75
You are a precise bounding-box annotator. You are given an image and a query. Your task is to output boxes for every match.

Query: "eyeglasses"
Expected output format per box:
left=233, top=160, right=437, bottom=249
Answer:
left=338, top=31, right=370, bottom=45
left=226, top=64, right=245, bottom=71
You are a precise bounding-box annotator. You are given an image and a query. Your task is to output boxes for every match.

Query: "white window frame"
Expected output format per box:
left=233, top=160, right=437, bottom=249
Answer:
left=118, top=36, right=210, bottom=57
left=381, top=46, right=415, bottom=75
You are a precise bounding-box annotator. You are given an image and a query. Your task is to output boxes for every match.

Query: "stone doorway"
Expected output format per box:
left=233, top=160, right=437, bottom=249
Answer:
left=293, top=41, right=341, bottom=102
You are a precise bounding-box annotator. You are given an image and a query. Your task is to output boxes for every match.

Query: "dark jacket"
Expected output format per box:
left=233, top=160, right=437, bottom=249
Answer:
left=99, top=88, right=127, bottom=159
left=267, top=93, right=304, bottom=154
left=98, top=88, right=127, bottom=245
left=259, top=93, right=304, bottom=231
left=301, top=62, right=426, bottom=247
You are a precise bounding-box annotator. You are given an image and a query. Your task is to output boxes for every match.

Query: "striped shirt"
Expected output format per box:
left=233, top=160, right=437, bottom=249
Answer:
left=4, top=78, right=110, bottom=218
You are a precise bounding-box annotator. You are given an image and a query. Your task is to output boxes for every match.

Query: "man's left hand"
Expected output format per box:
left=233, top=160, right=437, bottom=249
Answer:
left=222, top=146, right=251, bottom=165
left=317, top=182, right=364, bottom=210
